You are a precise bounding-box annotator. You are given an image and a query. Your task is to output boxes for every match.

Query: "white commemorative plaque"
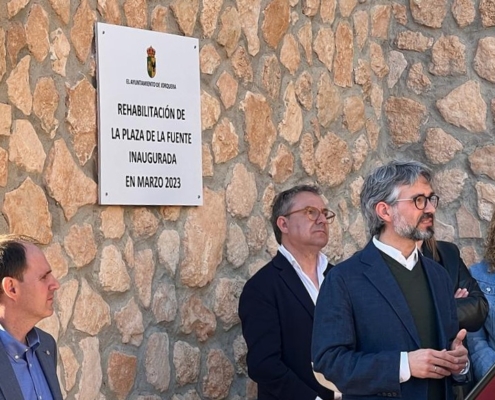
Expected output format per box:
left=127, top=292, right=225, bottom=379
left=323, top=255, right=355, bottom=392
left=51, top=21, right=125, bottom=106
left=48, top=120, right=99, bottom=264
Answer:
left=96, top=22, right=202, bottom=205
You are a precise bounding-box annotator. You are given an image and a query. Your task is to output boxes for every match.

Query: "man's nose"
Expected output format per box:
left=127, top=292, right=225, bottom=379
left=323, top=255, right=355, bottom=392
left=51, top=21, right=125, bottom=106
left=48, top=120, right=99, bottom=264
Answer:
left=51, top=276, right=60, bottom=291
left=316, top=212, right=328, bottom=224
left=424, top=199, right=436, bottom=213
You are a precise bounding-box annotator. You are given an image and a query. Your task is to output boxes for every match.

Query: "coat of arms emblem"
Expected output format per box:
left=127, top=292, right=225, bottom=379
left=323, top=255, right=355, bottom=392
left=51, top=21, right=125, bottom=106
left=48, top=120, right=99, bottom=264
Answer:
left=147, top=46, right=156, bottom=78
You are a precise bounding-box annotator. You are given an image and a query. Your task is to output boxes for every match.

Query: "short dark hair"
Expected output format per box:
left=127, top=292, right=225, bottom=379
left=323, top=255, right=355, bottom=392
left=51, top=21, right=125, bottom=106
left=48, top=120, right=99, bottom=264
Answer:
left=271, top=185, right=322, bottom=244
left=0, top=236, right=31, bottom=292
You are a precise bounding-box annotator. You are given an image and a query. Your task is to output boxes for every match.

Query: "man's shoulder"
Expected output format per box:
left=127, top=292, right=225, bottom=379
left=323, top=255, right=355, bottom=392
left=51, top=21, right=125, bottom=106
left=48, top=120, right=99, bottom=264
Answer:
left=332, top=243, right=374, bottom=273
left=435, top=240, right=460, bottom=254
left=239, top=256, right=287, bottom=311
left=244, top=254, right=285, bottom=285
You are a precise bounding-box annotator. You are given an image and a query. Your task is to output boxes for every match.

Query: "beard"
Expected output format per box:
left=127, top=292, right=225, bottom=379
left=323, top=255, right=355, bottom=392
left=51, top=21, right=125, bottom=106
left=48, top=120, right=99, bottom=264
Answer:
left=392, top=211, right=435, bottom=240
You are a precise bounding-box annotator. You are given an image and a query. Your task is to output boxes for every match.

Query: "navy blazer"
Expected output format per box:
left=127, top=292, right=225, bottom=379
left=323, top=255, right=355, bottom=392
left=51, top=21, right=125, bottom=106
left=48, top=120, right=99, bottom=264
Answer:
left=312, top=241, right=458, bottom=400
left=239, top=252, right=334, bottom=400
left=0, top=328, right=63, bottom=400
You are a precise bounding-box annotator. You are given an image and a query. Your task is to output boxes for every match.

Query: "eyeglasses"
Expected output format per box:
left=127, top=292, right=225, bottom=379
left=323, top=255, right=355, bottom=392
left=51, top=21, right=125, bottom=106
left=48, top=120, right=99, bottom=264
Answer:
left=284, top=206, right=336, bottom=222
left=394, top=194, right=440, bottom=210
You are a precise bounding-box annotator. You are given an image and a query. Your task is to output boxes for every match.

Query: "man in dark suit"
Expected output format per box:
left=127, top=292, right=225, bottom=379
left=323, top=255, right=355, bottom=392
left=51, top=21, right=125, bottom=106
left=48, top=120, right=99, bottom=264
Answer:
left=239, top=185, right=335, bottom=400
left=312, top=161, right=469, bottom=400
left=0, top=235, right=63, bottom=400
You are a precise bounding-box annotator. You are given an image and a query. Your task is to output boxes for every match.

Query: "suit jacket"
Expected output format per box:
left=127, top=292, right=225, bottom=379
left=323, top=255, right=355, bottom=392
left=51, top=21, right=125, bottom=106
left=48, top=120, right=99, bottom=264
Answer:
left=238, top=252, right=334, bottom=400
left=422, top=241, right=488, bottom=332
left=0, top=328, right=63, bottom=400
left=312, top=241, right=458, bottom=400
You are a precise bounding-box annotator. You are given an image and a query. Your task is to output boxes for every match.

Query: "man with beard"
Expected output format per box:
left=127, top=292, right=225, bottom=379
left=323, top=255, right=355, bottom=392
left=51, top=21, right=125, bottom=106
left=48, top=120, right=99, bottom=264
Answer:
left=312, top=160, right=469, bottom=400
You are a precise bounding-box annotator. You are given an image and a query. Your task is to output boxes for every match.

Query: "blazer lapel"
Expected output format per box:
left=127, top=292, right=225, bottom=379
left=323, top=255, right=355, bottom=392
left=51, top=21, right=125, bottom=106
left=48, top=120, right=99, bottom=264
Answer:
left=421, top=256, right=451, bottom=347
left=35, top=336, right=63, bottom=400
left=274, top=252, right=315, bottom=319
left=0, top=341, right=24, bottom=400
left=361, top=242, right=422, bottom=348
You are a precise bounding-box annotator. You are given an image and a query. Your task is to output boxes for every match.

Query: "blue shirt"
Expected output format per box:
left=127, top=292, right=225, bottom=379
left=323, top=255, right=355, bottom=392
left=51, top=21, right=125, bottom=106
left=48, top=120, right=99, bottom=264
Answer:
left=0, top=326, right=54, bottom=400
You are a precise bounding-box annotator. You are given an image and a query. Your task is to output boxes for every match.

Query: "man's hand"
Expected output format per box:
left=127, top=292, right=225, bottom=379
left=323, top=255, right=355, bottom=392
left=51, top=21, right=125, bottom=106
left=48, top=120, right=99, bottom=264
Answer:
left=454, top=288, right=469, bottom=299
left=408, top=349, right=460, bottom=379
left=450, top=329, right=467, bottom=350
left=408, top=330, right=469, bottom=379
left=446, top=329, right=469, bottom=374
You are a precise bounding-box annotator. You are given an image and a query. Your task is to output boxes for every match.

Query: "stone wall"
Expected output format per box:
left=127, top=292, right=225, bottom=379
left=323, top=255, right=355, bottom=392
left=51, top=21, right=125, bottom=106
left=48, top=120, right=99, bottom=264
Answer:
left=1, top=0, right=495, bottom=399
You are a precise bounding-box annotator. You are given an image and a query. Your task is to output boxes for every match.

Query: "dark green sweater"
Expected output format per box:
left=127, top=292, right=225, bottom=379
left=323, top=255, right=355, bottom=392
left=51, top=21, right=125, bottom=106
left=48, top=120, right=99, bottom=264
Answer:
left=381, top=252, right=445, bottom=400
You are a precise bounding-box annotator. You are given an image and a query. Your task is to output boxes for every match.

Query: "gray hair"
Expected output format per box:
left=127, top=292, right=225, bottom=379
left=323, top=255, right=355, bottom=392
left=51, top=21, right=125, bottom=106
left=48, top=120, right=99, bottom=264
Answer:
left=271, top=185, right=321, bottom=244
left=360, top=160, right=433, bottom=236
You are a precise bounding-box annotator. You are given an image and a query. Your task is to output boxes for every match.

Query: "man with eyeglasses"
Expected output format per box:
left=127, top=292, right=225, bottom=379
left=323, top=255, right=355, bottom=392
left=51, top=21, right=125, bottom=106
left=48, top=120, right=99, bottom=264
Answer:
left=239, top=185, right=335, bottom=400
left=312, top=160, right=469, bottom=400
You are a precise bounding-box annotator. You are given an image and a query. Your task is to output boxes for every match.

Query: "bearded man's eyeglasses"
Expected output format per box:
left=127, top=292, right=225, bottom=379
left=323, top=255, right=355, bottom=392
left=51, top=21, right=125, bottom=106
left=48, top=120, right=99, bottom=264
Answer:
left=394, top=194, right=440, bottom=210
left=284, top=206, right=336, bottom=223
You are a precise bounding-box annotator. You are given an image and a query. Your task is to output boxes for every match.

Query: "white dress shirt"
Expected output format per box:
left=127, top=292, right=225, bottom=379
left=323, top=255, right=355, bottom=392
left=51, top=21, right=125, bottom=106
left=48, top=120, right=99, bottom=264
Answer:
left=278, top=245, right=328, bottom=305
left=278, top=246, right=341, bottom=399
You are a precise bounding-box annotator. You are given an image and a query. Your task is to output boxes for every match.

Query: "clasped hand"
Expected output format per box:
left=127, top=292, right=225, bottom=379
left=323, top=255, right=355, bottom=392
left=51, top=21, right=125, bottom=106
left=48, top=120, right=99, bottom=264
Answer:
left=408, top=329, right=468, bottom=379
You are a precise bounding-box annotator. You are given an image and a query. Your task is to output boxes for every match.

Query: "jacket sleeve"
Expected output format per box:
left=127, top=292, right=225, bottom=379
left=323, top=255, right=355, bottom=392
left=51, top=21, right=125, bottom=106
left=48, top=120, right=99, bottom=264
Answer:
left=312, top=271, right=401, bottom=396
left=455, top=256, right=488, bottom=332
left=238, top=281, right=318, bottom=400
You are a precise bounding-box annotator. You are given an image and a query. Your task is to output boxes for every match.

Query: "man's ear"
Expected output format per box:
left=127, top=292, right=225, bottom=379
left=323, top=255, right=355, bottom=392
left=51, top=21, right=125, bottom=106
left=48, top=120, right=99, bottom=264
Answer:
left=276, top=215, right=289, bottom=235
left=375, top=201, right=393, bottom=223
left=1, top=277, right=17, bottom=300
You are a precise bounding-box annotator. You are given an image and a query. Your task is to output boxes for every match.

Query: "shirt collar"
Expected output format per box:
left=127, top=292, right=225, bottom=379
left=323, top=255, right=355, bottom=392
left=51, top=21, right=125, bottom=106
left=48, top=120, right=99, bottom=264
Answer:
left=278, top=245, right=328, bottom=275
left=372, top=236, right=419, bottom=270
left=0, top=324, right=40, bottom=362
